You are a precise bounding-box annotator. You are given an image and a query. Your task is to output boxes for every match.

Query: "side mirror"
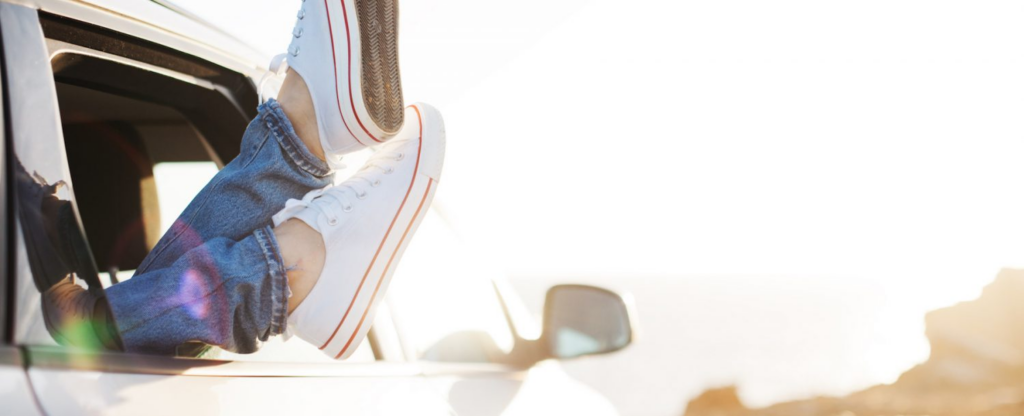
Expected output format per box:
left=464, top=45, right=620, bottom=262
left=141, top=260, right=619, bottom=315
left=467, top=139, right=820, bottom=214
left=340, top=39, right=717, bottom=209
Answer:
left=542, top=285, right=634, bottom=360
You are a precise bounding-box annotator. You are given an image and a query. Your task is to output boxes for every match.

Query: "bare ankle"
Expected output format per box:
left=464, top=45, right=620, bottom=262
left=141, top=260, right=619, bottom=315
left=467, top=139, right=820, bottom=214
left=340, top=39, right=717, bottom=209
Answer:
left=277, top=69, right=326, bottom=162
left=274, top=219, right=326, bottom=313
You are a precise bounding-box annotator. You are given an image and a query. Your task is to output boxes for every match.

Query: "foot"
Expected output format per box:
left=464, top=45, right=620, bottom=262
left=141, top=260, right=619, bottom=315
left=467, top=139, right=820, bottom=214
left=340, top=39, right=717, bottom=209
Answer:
left=275, top=218, right=326, bottom=314
left=278, top=0, right=405, bottom=157
left=274, top=103, right=445, bottom=360
left=41, top=277, right=104, bottom=349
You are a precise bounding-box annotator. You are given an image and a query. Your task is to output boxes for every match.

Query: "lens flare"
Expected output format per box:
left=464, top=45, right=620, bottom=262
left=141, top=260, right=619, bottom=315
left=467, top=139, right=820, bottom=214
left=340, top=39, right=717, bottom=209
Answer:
left=177, top=269, right=210, bottom=319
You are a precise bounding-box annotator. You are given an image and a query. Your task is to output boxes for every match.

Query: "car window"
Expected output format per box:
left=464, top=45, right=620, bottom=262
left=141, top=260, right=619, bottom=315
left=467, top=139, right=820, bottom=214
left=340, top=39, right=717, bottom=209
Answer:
left=387, top=210, right=514, bottom=363
left=5, top=16, right=383, bottom=364
left=53, top=81, right=379, bottom=363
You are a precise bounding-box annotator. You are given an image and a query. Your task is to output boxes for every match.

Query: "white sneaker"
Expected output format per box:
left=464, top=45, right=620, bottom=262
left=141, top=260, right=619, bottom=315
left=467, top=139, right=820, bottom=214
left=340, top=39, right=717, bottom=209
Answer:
left=274, top=0, right=405, bottom=156
left=274, top=103, right=444, bottom=360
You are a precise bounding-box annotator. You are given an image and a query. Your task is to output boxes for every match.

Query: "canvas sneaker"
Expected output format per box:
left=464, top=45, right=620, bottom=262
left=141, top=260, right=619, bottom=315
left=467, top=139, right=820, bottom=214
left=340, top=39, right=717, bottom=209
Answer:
left=273, top=103, right=445, bottom=359
left=270, top=0, right=405, bottom=158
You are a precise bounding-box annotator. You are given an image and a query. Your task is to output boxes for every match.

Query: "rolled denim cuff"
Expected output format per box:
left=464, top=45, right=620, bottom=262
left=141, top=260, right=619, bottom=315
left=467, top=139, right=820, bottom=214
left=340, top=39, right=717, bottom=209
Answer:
left=258, top=99, right=332, bottom=179
left=253, top=225, right=289, bottom=340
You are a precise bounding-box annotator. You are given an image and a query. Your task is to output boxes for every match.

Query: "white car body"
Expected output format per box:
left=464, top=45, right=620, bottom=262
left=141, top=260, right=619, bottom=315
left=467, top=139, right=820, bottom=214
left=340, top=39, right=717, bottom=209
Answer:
left=0, top=1, right=631, bottom=415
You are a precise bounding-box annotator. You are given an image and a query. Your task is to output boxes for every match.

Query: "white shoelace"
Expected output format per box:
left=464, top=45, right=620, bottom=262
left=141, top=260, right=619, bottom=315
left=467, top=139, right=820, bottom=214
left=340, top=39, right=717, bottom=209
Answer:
left=258, top=54, right=290, bottom=104
left=297, top=149, right=406, bottom=225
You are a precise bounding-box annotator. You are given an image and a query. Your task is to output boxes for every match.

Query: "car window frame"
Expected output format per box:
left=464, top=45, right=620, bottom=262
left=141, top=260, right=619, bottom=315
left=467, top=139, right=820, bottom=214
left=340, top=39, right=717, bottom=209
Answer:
left=3, top=5, right=407, bottom=373
left=0, top=25, right=43, bottom=415
left=0, top=4, right=10, bottom=347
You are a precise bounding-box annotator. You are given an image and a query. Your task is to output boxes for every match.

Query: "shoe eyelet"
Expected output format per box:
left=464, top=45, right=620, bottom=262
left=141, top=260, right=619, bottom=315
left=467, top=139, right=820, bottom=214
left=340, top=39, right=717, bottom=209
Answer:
left=373, top=180, right=381, bottom=187
left=357, top=192, right=367, bottom=200
left=344, top=206, right=354, bottom=213
left=297, top=9, right=305, bottom=19
left=289, top=45, right=300, bottom=57
left=385, top=167, right=394, bottom=175
left=328, top=218, right=338, bottom=226
left=293, top=27, right=304, bottom=38
left=395, top=153, right=405, bottom=161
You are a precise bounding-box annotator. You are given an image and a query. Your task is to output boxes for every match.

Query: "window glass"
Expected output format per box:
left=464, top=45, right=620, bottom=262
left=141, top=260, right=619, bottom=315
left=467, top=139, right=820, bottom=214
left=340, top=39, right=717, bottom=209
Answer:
left=387, top=210, right=514, bottom=363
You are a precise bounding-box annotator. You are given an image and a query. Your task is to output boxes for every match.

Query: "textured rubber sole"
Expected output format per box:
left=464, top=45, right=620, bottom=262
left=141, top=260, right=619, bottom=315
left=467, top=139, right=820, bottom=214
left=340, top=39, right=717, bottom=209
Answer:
left=357, top=0, right=404, bottom=135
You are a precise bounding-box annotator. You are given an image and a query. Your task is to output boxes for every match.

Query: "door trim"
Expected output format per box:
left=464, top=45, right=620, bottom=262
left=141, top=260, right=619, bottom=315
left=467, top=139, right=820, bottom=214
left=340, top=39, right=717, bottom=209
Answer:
left=25, top=346, right=424, bottom=378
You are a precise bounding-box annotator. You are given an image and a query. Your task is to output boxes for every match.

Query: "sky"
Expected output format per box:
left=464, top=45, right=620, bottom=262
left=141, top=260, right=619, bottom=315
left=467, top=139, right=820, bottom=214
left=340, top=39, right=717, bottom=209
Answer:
left=163, top=0, right=1024, bottom=412
left=169, top=0, right=1024, bottom=298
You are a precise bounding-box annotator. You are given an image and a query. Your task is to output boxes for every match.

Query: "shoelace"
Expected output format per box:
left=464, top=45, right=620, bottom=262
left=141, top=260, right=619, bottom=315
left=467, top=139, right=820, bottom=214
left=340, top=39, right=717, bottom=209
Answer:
left=302, top=149, right=406, bottom=225
left=258, top=54, right=290, bottom=104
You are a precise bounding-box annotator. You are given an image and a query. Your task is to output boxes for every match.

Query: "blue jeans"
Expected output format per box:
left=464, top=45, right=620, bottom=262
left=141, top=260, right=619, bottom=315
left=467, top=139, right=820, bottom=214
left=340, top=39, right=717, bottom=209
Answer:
left=104, top=100, right=334, bottom=355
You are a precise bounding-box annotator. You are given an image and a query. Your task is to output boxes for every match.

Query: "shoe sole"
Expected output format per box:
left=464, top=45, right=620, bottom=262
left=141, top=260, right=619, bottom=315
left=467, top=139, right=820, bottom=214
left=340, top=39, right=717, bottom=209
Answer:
left=356, top=0, right=404, bottom=135
left=319, top=104, right=442, bottom=359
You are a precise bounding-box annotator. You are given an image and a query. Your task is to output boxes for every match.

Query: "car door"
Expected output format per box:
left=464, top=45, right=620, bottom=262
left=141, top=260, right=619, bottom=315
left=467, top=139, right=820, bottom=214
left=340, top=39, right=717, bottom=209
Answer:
left=0, top=3, right=451, bottom=415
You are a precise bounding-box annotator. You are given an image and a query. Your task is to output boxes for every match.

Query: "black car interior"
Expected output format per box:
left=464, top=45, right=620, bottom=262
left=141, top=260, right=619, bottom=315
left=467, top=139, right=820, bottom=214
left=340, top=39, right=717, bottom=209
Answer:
left=56, top=83, right=214, bottom=273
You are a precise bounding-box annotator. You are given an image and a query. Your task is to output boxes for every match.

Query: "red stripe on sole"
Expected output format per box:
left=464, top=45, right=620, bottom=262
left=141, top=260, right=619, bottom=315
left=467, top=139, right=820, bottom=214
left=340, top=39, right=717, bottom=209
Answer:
left=341, top=0, right=383, bottom=143
left=336, top=177, right=435, bottom=359
left=319, top=105, right=424, bottom=350
left=322, top=0, right=364, bottom=147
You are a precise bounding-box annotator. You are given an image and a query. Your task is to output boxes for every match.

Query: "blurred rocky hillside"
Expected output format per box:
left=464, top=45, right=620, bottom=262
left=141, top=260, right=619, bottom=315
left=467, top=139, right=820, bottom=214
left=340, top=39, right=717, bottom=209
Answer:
left=683, top=269, right=1024, bottom=416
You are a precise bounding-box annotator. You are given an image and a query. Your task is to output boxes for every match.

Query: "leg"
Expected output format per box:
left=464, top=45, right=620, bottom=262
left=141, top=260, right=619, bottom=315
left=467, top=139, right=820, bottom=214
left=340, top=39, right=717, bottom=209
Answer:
left=106, top=97, right=332, bottom=354
left=43, top=0, right=417, bottom=356
left=134, top=98, right=332, bottom=276
left=44, top=103, right=447, bottom=358
left=274, top=218, right=325, bottom=313
left=278, top=69, right=325, bottom=163
left=41, top=85, right=330, bottom=353
left=105, top=227, right=288, bottom=354
left=111, top=217, right=327, bottom=353
left=43, top=219, right=324, bottom=354
left=123, top=0, right=412, bottom=310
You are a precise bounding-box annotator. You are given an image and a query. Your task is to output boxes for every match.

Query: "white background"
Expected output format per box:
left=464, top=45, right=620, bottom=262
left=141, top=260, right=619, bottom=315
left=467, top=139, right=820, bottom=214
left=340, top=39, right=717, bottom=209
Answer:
left=166, top=1, right=1024, bottom=414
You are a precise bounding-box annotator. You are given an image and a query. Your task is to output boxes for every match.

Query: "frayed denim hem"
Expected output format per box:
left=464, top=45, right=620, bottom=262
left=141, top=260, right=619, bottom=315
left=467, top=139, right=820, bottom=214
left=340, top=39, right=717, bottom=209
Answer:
left=259, top=99, right=332, bottom=179
left=254, top=226, right=289, bottom=340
